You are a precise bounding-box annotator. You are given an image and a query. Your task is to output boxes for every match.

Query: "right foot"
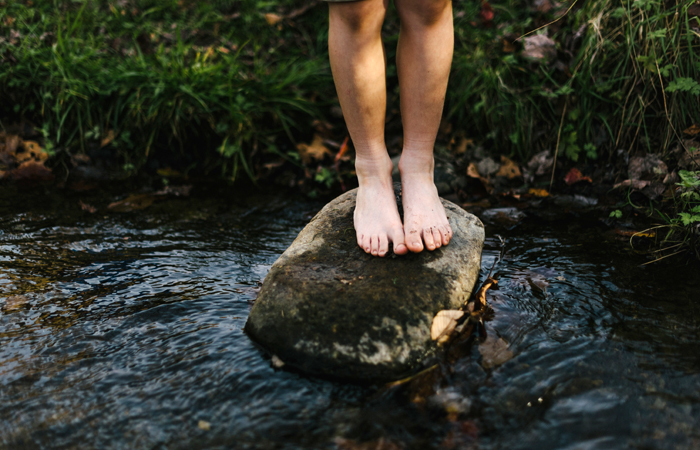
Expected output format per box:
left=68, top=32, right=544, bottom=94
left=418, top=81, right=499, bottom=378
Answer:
left=354, top=154, right=408, bottom=257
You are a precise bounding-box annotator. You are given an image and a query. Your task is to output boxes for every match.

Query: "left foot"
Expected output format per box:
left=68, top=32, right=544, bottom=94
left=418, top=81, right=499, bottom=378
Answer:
left=399, top=153, right=453, bottom=253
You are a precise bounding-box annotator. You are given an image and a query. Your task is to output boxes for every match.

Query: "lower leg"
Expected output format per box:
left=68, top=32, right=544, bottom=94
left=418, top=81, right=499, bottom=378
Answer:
left=395, top=0, right=454, bottom=252
left=329, top=0, right=407, bottom=256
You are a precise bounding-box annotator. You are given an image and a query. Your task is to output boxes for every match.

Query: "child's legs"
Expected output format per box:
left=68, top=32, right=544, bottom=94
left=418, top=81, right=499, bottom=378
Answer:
left=395, top=0, right=454, bottom=252
left=329, top=0, right=407, bottom=257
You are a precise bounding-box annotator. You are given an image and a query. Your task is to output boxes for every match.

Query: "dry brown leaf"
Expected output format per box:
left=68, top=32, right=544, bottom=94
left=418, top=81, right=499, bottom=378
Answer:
left=564, top=167, right=592, bottom=185
left=613, top=179, right=650, bottom=190
left=683, top=124, right=700, bottom=136
left=528, top=188, right=549, bottom=197
left=474, top=277, right=497, bottom=310
left=264, top=13, right=283, bottom=25
left=502, top=39, right=515, bottom=53
left=107, top=193, right=156, bottom=212
left=431, top=310, right=464, bottom=343
left=479, top=336, right=513, bottom=369
left=296, top=134, right=331, bottom=164
left=453, top=137, right=473, bottom=155
left=495, top=155, right=521, bottom=179
left=614, top=229, right=656, bottom=238
left=12, top=160, right=54, bottom=181
left=466, top=163, right=482, bottom=179
left=101, top=129, right=115, bottom=148
left=79, top=200, right=97, bottom=213
left=4, top=134, right=20, bottom=155
left=22, top=141, right=47, bottom=161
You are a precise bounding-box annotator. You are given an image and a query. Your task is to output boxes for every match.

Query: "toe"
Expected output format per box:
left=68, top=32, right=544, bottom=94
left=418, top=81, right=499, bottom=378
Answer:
left=423, top=227, right=436, bottom=251
left=406, top=228, right=424, bottom=253
left=378, top=234, right=389, bottom=257
left=437, top=226, right=448, bottom=245
left=370, top=236, right=379, bottom=256
left=362, top=235, right=371, bottom=254
left=357, top=232, right=363, bottom=248
left=432, top=227, right=443, bottom=248
left=390, top=227, right=408, bottom=255
left=445, top=224, right=454, bottom=243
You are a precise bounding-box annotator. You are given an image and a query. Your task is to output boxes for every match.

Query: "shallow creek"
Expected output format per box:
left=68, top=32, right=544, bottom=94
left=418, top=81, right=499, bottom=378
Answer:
left=1, top=184, right=699, bottom=450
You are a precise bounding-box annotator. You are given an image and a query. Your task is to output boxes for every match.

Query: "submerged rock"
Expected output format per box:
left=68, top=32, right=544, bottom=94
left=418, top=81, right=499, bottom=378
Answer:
left=245, top=184, right=484, bottom=382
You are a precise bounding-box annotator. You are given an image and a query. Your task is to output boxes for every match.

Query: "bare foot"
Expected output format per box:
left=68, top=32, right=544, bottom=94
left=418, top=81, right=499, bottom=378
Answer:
left=399, top=154, right=453, bottom=253
left=354, top=154, right=408, bottom=257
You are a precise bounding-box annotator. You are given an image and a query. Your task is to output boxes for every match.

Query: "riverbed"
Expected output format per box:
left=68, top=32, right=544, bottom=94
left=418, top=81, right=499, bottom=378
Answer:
left=1, top=183, right=698, bottom=449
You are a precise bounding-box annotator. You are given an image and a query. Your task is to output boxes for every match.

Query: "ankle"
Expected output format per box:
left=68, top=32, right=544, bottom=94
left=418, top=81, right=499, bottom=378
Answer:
left=398, top=150, right=434, bottom=179
left=355, top=152, right=393, bottom=183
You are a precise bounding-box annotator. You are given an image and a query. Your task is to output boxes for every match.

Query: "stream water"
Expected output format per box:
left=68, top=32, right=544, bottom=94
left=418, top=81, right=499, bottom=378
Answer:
left=1, top=183, right=698, bottom=450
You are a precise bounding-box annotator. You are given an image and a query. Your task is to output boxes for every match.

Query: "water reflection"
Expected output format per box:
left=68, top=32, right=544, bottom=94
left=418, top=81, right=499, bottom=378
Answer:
left=0, top=186, right=698, bottom=449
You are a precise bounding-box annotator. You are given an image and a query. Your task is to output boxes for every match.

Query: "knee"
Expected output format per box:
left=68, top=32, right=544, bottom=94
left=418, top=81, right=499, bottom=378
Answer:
left=329, top=1, right=386, bottom=34
left=399, top=0, right=451, bottom=28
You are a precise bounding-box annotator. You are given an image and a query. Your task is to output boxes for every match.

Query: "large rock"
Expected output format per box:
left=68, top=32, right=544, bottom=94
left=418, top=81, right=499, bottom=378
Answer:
left=245, top=185, right=484, bottom=382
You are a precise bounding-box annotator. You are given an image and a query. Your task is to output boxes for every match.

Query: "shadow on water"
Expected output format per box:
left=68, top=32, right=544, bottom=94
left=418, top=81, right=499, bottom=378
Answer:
left=0, top=183, right=699, bottom=450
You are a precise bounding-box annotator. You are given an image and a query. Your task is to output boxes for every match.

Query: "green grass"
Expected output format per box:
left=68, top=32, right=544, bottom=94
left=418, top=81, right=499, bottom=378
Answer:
left=1, top=0, right=331, bottom=179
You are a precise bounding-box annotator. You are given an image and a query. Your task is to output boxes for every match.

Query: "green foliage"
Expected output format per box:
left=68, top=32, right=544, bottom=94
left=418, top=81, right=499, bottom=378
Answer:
left=0, top=0, right=330, bottom=178
left=666, top=78, right=700, bottom=96
left=0, top=0, right=697, bottom=184
left=610, top=209, right=623, bottom=219
left=446, top=0, right=699, bottom=161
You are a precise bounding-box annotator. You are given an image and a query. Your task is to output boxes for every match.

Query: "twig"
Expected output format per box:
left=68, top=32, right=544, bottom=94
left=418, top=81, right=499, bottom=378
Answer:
left=550, top=101, right=568, bottom=191
left=640, top=250, right=685, bottom=266
left=515, top=0, right=580, bottom=42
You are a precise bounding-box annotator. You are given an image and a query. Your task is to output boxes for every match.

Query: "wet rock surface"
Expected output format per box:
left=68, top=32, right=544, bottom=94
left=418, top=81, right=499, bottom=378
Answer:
left=245, top=184, right=485, bottom=382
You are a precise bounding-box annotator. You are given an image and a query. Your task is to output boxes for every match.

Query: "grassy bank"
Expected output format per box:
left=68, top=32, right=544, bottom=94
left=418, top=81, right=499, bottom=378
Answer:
left=1, top=0, right=699, bottom=253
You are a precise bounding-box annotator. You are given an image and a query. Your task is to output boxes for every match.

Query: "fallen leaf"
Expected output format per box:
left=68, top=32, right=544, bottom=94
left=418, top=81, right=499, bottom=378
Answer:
left=683, top=124, right=700, bottom=136
left=563, top=167, right=592, bottom=185
left=296, top=134, right=331, bottom=164
left=477, top=157, right=500, bottom=177
left=79, top=200, right=97, bottom=213
left=679, top=150, right=700, bottom=169
left=107, top=193, right=156, bottom=212
left=495, top=155, right=521, bottom=179
left=431, top=310, right=465, bottom=342
left=197, top=420, right=211, bottom=431
left=4, top=134, right=20, bottom=155
left=613, top=179, right=650, bottom=190
left=453, top=136, right=473, bottom=155
left=526, top=150, right=553, bottom=176
left=466, top=163, right=482, bottom=179
left=264, top=13, right=283, bottom=25
left=628, top=154, right=667, bottom=180
left=522, top=34, right=556, bottom=60
left=471, top=277, right=497, bottom=311
left=101, top=129, right=115, bottom=148
left=271, top=354, right=285, bottom=368
left=502, top=39, right=515, bottom=53
left=12, top=160, right=54, bottom=181
left=528, top=188, right=550, bottom=197
left=479, top=336, right=513, bottom=369
left=614, top=229, right=656, bottom=238
left=22, top=140, right=47, bottom=161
